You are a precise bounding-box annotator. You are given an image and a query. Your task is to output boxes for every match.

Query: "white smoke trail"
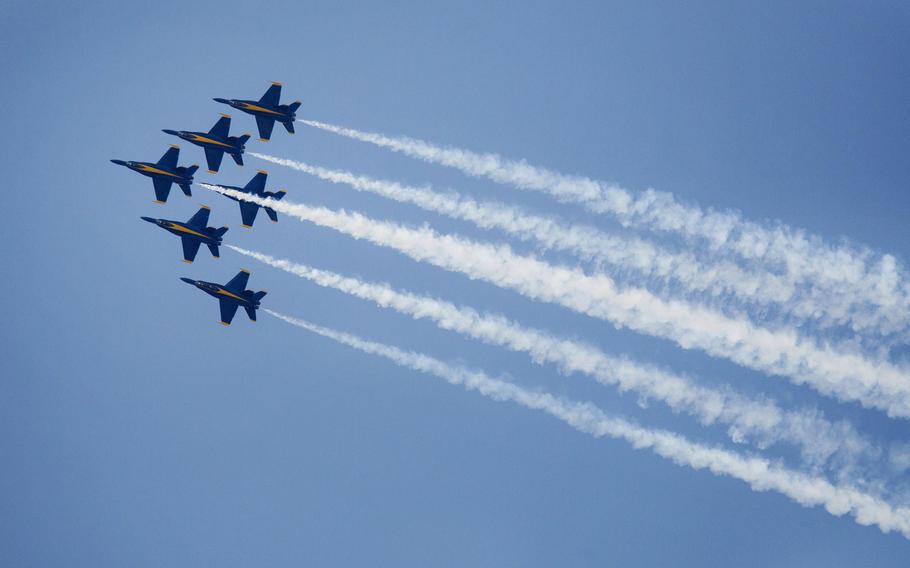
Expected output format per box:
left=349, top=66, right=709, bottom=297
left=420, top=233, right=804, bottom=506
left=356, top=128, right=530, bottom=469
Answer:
left=202, top=183, right=910, bottom=419
left=267, top=309, right=910, bottom=540
left=232, top=245, right=878, bottom=472
left=298, top=119, right=910, bottom=339
left=250, top=152, right=800, bottom=315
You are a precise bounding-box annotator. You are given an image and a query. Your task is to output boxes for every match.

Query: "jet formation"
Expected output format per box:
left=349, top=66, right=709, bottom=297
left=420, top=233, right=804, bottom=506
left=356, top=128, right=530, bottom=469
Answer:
left=112, top=82, right=301, bottom=324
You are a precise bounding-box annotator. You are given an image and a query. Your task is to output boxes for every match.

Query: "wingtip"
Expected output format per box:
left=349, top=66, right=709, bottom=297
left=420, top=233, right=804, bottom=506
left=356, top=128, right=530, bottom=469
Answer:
left=153, top=200, right=166, bottom=204
left=271, top=81, right=282, bottom=86
left=219, top=321, right=231, bottom=327
left=182, top=259, right=193, bottom=264
left=241, top=224, right=253, bottom=229
left=258, top=138, right=269, bottom=142
left=256, top=169, right=268, bottom=175
left=169, top=143, right=180, bottom=149
left=199, top=204, right=211, bottom=210
left=220, top=113, right=232, bottom=119
left=207, top=169, right=218, bottom=174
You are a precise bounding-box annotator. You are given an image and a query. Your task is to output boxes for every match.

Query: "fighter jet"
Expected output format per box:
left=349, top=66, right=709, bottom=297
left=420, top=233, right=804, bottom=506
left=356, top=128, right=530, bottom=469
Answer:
left=142, top=205, right=229, bottom=263
left=214, top=82, right=301, bottom=141
left=163, top=115, right=249, bottom=173
left=181, top=269, right=266, bottom=326
left=111, top=145, right=198, bottom=203
left=217, top=170, right=286, bottom=228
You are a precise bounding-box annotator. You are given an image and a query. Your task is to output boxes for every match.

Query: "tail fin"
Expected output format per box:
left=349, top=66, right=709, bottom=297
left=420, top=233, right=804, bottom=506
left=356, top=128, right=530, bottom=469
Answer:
left=213, top=226, right=229, bottom=238
left=272, top=190, right=286, bottom=201
left=244, top=305, right=258, bottom=322
left=288, top=101, right=301, bottom=113
left=282, top=121, right=295, bottom=134
left=237, top=134, right=251, bottom=145
left=265, top=208, right=278, bottom=223
left=178, top=183, right=192, bottom=197
left=207, top=243, right=221, bottom=258
left=252, top=291, right=267, bottom=302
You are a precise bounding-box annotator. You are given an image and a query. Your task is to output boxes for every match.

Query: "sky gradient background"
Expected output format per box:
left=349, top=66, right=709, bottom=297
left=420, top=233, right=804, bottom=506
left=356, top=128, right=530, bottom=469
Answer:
left=2, top=1, right=909, bottom=566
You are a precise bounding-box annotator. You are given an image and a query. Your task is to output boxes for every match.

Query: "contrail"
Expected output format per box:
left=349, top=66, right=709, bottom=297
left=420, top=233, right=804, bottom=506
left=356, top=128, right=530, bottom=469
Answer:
left=202, top=183, right=910, bottom=419
left=250, top=152, right=804, bottom=320
left=298, top=119, right=910, bottom=340
left=267, top=309, right=910, bottom=540
left=231, top=245, right=879, bottom=473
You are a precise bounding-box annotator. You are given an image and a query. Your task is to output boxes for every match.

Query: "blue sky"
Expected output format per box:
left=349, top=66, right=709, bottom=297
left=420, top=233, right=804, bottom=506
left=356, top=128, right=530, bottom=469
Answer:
left=2, top=1, right=909, bottom=565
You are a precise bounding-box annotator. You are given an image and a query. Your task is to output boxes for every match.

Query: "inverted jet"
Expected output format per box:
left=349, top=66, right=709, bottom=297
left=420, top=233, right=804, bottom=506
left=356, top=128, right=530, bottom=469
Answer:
left=163, top=115, right=249, bottom=173
left=142, top=205, right=228, bottom=263
left=180, top=269, right=266, bottom=326
left=214, top=82, right=301, bottom=141
left=111, top=145, right=198, bottom=203
left=217, top=170, right=286, bottom=228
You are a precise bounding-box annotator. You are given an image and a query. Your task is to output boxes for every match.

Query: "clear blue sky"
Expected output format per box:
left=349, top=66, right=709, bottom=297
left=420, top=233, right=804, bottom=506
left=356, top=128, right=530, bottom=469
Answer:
left=2, top=1, right=909, bottom=565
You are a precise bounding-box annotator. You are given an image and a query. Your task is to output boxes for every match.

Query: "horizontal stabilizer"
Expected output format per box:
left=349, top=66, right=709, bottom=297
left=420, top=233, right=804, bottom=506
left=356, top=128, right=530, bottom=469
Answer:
left=244, top=306, right=257, bottom=322
left=178, top=183, right=192, bottom=197
left=288, top=101, right=301, bottom=113
left=231, top=152, right=244, bottom=166
left=207, top=243, right=220, bottom=258
left=252, top=291, right=267, bottom=302
left=282, top=121, right=295, bottom=134
left=213, top=226, right=229, bottom=238
left=265, top=208, right=278, bottom=222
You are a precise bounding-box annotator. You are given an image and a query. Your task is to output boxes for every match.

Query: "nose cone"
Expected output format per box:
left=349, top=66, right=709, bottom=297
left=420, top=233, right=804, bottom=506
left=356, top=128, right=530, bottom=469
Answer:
left=111, top=159, right=127, bottom=166
left=140, top=216, right=157, bottom=224
left=180, top=277, right=196, bottom=286
left=213, top=98, right=231, bottom=104
left=162, top=129, right=179, bottom=136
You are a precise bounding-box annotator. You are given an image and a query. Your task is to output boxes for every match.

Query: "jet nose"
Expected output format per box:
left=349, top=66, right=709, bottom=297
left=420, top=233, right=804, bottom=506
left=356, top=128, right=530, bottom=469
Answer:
left=111, top=159, right=127, bottom=166
left=213, top=98, right=230, bottom=104
left=162, top=129, right=179, bottom=136
left=140, top=216, right=156, bottom=224
left=180, top=277, right=196, bottom=285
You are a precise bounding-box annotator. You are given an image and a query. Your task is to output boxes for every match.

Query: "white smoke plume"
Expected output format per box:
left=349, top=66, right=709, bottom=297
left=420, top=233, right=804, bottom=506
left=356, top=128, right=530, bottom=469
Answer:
left=231, top=244, right=879, bottom=473
left=297, top=119, right=910, bottom=340
left=201, top=183, right=910, bottom=419
left=267, top=309, right=910, bottom=540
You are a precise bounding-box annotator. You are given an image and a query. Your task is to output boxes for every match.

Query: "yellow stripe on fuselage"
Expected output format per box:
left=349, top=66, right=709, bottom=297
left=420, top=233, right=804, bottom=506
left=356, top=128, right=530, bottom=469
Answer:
left=216, top=288, right=246, bottom=302
left=166, top=223, right=209, bottom=239
left=135, top=164, right=180, bottom=178
left=188, top=134, right=233, bottom=148
left=241, top=102, right=283, bottom=116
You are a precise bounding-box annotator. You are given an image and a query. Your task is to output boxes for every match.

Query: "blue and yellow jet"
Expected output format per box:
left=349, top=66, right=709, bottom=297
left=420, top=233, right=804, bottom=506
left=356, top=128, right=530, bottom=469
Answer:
left=111, top=145, right=198, bottom=203
left=142, top=205, right=228, bottom=263
left=181, top=269, right=266, bottom=326
left=218, top=170, right=286, bottom=228
left=163, top=115, right=249, bottom=173
left=214, top=82, right=301, bottom=141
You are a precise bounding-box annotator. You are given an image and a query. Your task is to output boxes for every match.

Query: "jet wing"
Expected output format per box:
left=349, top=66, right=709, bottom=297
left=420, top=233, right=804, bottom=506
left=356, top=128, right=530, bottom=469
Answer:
left=152, top=178, right=173, bottom=203
left=157, top=145, right=180, bottom=168
left=204, top=147, right=225, bottom=173
left=219, top=299, right=239, bottom=325
left=243, top=171, right=268, bottom=194
left=239, top=201, right=260, bottom=228
left=209, top=115, right=231, bottom=138
left=225, top=269, right=250, bottom=293
left=255, top=116, right=276, bottom=141
left=259, top=83, right=281, bottom=106
left=186, top=206, right=211, bottom=228
left=181, top=238, right=201, bottom=263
